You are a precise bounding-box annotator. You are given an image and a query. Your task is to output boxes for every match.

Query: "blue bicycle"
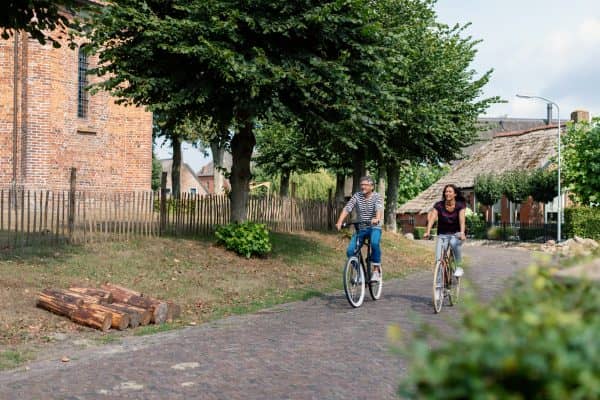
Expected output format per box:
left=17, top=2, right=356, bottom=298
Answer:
left=342, top=222, right=383, bottom=308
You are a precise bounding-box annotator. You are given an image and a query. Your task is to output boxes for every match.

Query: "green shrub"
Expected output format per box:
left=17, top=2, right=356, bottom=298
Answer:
left=413, top=227, right=436, bottom=240
left=487, top=225, right=518, bottom=240
left=215, top=222, right=272, bottom=258
left=564, top=207, right=600, bottom=240
left=466, top=212, right=486, bottom=239
left=400, top=262, right=600, bottom=399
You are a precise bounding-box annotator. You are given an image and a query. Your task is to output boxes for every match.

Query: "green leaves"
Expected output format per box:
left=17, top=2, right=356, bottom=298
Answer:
left=474, top=173, right=503, bottom=207
left=562, top=118, right=600, bottom=205
left=215, top=222, right=272, bottom=258
left=400, top=262, right=600, bottom=399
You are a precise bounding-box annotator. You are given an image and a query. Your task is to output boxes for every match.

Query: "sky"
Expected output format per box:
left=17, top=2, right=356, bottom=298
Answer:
left=156, top=0, right=600, bottom=172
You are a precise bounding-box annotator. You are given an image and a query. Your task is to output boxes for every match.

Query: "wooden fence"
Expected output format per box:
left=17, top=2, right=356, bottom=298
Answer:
left=0, top=184, right=341, bottom=251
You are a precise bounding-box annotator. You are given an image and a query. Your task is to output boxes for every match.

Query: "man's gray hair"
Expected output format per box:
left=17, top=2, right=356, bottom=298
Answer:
left=360, top=176, right=375, bottom=185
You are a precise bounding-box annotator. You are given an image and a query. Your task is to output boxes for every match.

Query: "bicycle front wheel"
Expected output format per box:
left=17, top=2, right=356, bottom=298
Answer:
left=432, top=260, right=445, bottom=313
left=368, top=265, right=382, bottom=300
left=343, top=257, right=365, bottom=308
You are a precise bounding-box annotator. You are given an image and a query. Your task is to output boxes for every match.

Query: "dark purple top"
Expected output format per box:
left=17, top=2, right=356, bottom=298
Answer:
left=434, top=200, right=465, bottom=234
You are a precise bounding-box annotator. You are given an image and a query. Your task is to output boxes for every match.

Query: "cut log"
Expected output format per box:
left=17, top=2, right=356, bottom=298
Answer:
left=70, top=307, right=112, bottom=332
left=63, top=290, right=107, bottom=305
left=81, top=303, right=130, bottom=330
left=166, top=301, right=181, bottom=322
left=100, top=283, right=142, bottom=298
left=37, top=290, right=82, bottom=317
left=111, top=303, right=152, bottom=326
left=101, top=303, right=144, bottom=328
left=100, top=283, right=168, bottom=324
left=68, top=287, right=113, bottom=303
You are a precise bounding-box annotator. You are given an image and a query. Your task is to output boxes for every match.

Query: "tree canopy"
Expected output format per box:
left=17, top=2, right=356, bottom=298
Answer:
left=1, top=0, right=88, bottom=48
left=562, top=118, right=600, bottom=205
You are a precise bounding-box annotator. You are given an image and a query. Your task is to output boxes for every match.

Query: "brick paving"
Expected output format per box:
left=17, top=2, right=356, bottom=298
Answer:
left=0, top=245, right=533, bottom=399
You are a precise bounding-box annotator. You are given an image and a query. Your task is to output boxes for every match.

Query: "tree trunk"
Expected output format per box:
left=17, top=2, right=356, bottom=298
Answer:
left=352, top=153, right=366, bottom=194
left=385, top=164, right=400, bottom=233
left=210, top=140, right=226, bottom=194
left=279, top=169, right=290, bottom=197
left=171, top=136, right=182, bottom=197
left=229, top=119, right=256, bottom=223
left=335, top=173, right=346, bottom=203
left=378, top=165, right=386, bottom=200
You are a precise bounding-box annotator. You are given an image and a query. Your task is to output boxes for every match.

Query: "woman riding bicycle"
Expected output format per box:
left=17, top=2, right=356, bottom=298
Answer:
left=335, top=176, right=384, bottom=282
left=423, top=184, right=466, bottom=277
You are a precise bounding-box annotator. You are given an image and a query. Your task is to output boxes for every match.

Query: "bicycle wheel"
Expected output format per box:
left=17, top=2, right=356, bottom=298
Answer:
left=368, top=264, right=383, bottom=300
left=432, top=260, right=445, bottom=313
left=447, top=253, right=461, bottom=305
left=343, top=257, right=365, bottom=308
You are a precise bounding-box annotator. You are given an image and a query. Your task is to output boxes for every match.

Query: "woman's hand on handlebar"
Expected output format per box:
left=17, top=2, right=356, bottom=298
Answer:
left=423, top=231, right=431, bottom=240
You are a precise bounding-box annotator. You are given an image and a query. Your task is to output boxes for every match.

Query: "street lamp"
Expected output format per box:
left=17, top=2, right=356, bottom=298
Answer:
left=516, top=94, right=561, bottom=242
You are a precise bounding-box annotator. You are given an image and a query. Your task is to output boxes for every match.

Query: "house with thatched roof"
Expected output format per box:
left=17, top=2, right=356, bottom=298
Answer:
left=397, top=111, right=590, bottom=232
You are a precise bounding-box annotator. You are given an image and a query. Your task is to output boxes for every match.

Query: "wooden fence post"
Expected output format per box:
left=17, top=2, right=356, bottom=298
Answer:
left=290, top=182, right=296, bottom=231
left=68, top=167, right=76, bottom=242
left=159, top=172, right=167, bottom=235
left=327, top=188, right=333, bottom=231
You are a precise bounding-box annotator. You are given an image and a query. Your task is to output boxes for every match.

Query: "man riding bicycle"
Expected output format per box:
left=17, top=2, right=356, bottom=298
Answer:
left=335, top=176, right=384, bottom=282
left=424, top=184, right=466, bottom=277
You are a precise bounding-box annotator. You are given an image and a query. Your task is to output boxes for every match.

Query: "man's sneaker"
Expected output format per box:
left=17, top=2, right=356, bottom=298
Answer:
left=371, top=270, right=381, bottom=282
left=454, top=266, right=464, bottom=277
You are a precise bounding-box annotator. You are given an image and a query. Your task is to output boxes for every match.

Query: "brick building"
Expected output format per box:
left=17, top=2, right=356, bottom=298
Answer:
left=0, top=28, right=152, bottom=191
left=160, top=159, right=208, bottom=195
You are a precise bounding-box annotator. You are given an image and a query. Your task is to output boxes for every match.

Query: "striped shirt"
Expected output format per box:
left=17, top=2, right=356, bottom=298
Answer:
left=344, top=192, right=384, bottom=226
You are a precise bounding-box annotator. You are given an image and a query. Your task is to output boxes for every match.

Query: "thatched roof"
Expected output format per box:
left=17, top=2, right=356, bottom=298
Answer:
left=398, top=125, right=562, bottom=214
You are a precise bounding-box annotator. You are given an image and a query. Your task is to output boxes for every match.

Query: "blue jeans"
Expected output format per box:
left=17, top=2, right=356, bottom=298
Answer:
left=435, top=233, right=462, bottom=264
left=346, top=227, right=382, bottom=264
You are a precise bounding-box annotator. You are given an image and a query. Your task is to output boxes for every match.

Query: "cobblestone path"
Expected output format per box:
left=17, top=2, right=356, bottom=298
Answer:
left=0, top=245, right=533, bottom=399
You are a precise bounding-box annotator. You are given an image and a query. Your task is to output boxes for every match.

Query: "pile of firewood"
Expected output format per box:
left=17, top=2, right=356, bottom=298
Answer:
left=36, top=284, right=181, bottom=332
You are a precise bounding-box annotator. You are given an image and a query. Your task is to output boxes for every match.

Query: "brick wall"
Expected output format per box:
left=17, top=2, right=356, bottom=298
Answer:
left=0, top=33, right=152, bottom=191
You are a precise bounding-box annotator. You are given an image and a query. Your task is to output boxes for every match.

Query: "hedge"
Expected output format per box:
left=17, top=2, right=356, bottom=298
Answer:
left=399, top=262, right=600, bottom=399
left=564, top=207, right=600, bottom=240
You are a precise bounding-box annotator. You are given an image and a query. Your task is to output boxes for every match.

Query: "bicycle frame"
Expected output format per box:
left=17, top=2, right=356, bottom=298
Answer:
left=349, top=223, right=373, bottom=277
left=438, top=236, right=455, bottom=286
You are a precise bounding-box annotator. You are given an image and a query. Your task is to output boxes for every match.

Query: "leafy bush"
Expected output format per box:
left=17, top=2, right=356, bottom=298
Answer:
left=562, top=118, right=600, bottom=204
left=466, top=212, right=486, bottom=239
left=215, top=222, right=272, bottom=258
left=564, top=207, right=600, bottom=240
left=413, top=227, right=436, bottom=240
left=400, top=262, right=600, bottom=399
left=487, top=225, right=517, bottom=240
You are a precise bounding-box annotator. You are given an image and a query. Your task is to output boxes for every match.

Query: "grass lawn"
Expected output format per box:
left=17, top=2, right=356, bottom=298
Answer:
left=0, top=230, right=433, bottom=369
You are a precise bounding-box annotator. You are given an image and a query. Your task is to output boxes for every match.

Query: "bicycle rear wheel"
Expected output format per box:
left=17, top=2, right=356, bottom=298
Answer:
left=368, top=265, right=382, bottom=300
left=343, top=257, right=365, bottom=308
left=447, top=253, right=461, bottom=306
left=432, top=260, right=445, bottom=313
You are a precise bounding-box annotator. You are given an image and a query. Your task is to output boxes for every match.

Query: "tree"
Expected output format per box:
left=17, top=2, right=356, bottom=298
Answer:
left=397, top=162, right=450, bottom=206
left=474, top=173, right=502, bottom=220
left=529, top=168, right=557, bottom=204
left=254, top=120, right=326, bottom=197
left=0, top=1, right=89, bottom=48
left=562, top=118, right=600, bottom=205
left=151, top=152, right=162, bottom=191
left=375, top=0, right=498, bottom=231
left=86, top=0, right=381, bottom=222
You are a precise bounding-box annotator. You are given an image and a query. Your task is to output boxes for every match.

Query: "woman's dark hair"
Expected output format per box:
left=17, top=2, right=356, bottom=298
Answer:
left=441, top=184, right=466, bottom=202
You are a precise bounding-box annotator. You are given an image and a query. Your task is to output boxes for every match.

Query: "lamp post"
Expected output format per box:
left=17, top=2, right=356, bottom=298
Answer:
left=516, top=94, right=561, bottom=242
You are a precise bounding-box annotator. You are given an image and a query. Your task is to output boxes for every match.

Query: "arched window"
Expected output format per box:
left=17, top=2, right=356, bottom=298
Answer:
left=77, top=46, right=89, bottom=118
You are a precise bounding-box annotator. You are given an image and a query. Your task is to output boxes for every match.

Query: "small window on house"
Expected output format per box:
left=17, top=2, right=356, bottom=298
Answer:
left=190, top=188, right=197, bottom=195
left=77, top=46, right=89, bottom=118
